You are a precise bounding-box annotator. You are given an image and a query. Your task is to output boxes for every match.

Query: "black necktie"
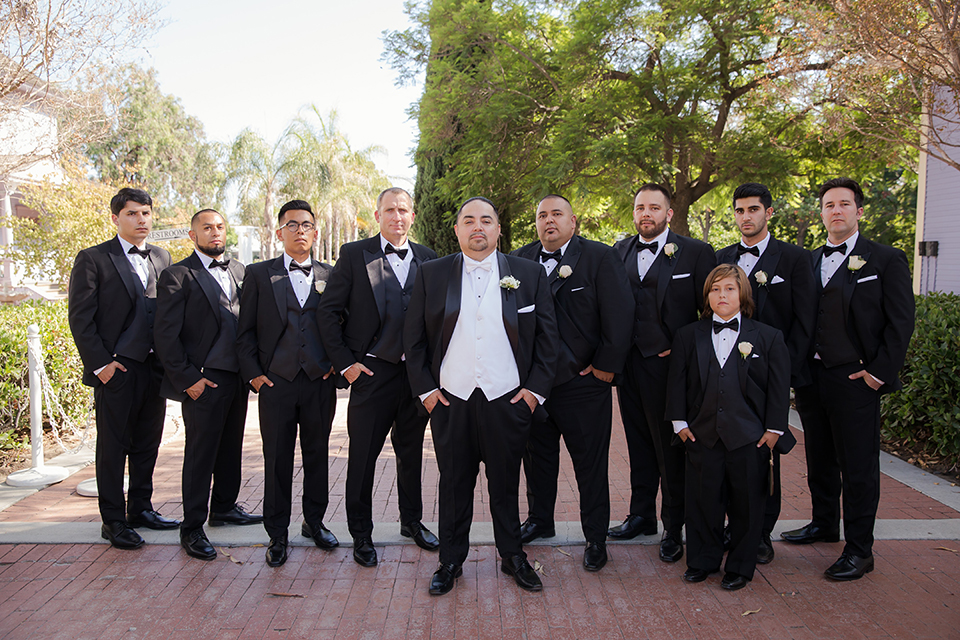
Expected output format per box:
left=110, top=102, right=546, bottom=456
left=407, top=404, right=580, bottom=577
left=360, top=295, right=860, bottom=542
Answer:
left=637, top=241, right=658, bottom=254
left=209, top=259, right=230, bottom=271
left=385, top=244, right=408, bottom=260
left=540, top=249, right=562, bottom=263
left=737, top=244, right=760, bottom=257
left=289, top=262, right=311, bottom=276
left=713, top=318, right=739, bottom=334
left=823, top=243, right=847, bottom=257
left=127, top=246, right=151, bottom=258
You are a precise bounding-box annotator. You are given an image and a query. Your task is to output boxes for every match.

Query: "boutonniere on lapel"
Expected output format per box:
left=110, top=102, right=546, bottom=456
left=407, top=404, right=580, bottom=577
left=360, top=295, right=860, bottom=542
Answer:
left=557, top=265, right=572, bottom=279
left=754, top=270, right=768, bottom=287
left=663, top=242, right=678, bottom=260
left=847, top=255, right=866, bottom=272
left=499, top=275, right=520, bottom=290
left=738, top=341, right=753, bottom=360
left=315, top=280, right=327, bottom=294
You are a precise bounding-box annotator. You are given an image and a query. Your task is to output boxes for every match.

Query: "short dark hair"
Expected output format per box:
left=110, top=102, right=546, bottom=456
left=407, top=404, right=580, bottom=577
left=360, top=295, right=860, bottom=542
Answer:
left=634, top=183, right=672, bottom=207
left=190, top=208, right=223, bottom=227
left=701, top=264, right=755, bottom=319
left=818, top=177, right=864, bottom=209
left=377, top=187, right=413, bottom=210
left=278, top=199, right=316, bottom=225
left=456, top=196, right=499, bottom=221
left=110, top=188, right=152, bottom=217
left=538, top=194, right=572, bottom=209
left=733, top=183, right=773, bottom=210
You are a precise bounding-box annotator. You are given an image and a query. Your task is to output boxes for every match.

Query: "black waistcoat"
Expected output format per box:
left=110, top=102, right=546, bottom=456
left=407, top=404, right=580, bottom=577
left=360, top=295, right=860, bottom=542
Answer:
left=630, top=255, right=671, bottom=357
left=203, top=276, right=241, bottom=373
left=814, top=269, right=861, bottom=368
left=268, top=281, right=328, bottom=381
left=114, top=260, right=157, bottom=362
left=367, top=265, right=415, bottom=364
left=691, top=352, right=763, bottom=451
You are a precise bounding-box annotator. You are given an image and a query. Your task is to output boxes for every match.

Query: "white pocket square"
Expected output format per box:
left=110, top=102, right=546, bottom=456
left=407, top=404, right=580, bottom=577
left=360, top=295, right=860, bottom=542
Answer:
left=751, top=353, right=760, bottom=358
left=771, top=275, right=785, bottom=284
left=672, top=273, right=691, bottom=280
left=857, top=274, right=878, bottom=284
left=570, top=286, right=586, bottom=292
left=518, top=304, right=535, bottom=314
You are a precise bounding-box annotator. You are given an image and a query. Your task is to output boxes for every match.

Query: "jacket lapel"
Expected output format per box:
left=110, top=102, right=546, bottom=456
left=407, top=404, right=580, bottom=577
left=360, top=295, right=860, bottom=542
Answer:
left=738, top=320, right=758, bottom=396
left=841, top=236, right=872, bottom=320
left=440, top=254, right=463, bottom=357
left=656, top=231, right=680, bottom=311
left=364, top=238, right=388, bottom=323
left=695, top=319, right=712, bottom=392
left=269, top=256, right=289, bottom=319
left=191, top=253, right=223, bottom=326
left=108, top=237, right=139, bottom=302
left=754, top=238, right=781, bottom=317
left=812, top=246, right=825, bottom=292
left=551, top=235, right=582, bottom=294
left=498, top=252, right=520, bottom=358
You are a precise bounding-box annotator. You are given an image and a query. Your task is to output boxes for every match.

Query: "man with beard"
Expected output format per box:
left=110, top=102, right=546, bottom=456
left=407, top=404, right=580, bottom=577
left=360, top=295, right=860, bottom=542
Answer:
left=156, top=209, right=262, bottom=561
left=611, top=183, right=716, bottom=563
left=404, top=197, right=558, bottom=595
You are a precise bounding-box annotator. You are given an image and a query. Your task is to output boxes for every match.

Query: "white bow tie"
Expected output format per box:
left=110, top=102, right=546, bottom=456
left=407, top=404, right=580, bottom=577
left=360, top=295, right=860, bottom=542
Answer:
left=465, top=261, right=492, bottom=273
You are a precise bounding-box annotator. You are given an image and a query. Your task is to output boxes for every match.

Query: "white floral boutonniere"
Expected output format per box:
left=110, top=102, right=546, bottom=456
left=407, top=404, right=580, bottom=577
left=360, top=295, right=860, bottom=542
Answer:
left=315, top=280, right=327, bottom=294
left=663, top=242, right=678, bottom=259
left=754, top=270, right=768, bottom=287
left=738, top=341, right=753, bottom=360
left=847, top=255, right=866, bottom=271
left=558, top=265, right=573, bottom=279
left=499, top=275, right=520, bottom=290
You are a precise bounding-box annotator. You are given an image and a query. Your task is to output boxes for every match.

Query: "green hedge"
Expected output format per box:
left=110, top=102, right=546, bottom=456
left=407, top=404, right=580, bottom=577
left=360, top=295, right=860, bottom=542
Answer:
left=0, top=300, right=89, bottom=444
left=882, top=292, right=960, bottom=457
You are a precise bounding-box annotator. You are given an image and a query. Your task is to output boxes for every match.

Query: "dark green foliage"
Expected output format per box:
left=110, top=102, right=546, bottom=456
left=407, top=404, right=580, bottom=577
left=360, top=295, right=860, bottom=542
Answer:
left=414, top=155, right=461, bottom=256
left=882, top=293, right=960, bottom=459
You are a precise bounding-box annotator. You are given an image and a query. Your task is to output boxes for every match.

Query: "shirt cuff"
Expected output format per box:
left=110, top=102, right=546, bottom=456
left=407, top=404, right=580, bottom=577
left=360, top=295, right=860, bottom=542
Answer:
left=94, top=364, right=108, bottom=376
left=532, top=392, right=545, bottom=405
left=866, top=372, right=884, bottom=387
left=419, top=388, right=438, bottom=404
left=767, top=429, right=783, bottom=436
left=672, top=420, right=688, bottom=434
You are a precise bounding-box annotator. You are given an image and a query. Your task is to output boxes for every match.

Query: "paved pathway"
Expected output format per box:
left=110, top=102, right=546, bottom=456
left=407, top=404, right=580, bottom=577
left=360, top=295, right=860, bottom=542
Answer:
left=1, top=391, right=958, bottom=639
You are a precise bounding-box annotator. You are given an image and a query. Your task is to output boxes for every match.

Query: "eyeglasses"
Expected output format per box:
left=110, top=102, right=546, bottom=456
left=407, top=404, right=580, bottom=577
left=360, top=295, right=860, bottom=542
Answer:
left=282, top=221, right=316, bottom=232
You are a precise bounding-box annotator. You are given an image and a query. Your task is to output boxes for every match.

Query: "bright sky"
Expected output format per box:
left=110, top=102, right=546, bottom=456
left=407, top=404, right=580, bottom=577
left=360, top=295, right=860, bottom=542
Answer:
left=139, top=0, right=424, bottom=191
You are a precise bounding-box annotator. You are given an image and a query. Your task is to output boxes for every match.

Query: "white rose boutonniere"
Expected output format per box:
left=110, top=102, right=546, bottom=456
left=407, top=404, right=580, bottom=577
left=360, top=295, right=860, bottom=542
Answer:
left=499, top=275, right=520, bottom=290
left=738, top=341, right=753, bottom=360
left=663, top=242, right=678, bottom=259
left=558, top=265, right=573, bottom=279
left=847, top=255, right=867, bottom=271
left=315, top=280, right=327, bottom=294
left=754, top=270, right=768, bottom=287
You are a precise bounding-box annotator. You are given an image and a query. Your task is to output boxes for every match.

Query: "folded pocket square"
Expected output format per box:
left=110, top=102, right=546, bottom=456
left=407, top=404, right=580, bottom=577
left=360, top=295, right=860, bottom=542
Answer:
left=771, top=275, right=785, bottom=284
left=751, top=353, right=760, bottom=358
left=672, top=273, right=691, bottom=280
left=856, top=274, right=878, bottom=283
left=518, top=304, right=535, bottom=313
left=570, top=286, right=586, bottom=292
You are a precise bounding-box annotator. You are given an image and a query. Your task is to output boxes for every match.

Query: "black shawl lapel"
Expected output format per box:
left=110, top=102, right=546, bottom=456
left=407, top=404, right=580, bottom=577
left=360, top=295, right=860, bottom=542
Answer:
left=695, top=318, right=712, bottom=392
left=269, top=256, right=289, bottom=320
left=363, top=237, right=388, bottom=323
left=108, top=237, right=139, bottom=303
left=498, top=252, right=520, bottom=358
left=551, top=235, right=582, bottom=294
left=738, top=319, right=759, bottom=396
left=440, top=253, right=463, bottom=357
left=754, top=238, right=782, bottom=318
left=655, top=231, right=681, bottom=311
left=190, top=252, right=223, bottom=326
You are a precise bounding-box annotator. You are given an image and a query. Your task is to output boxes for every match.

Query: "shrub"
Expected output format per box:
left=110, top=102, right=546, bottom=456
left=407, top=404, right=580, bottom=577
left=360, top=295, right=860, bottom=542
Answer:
left=882, top=292, right=960, bottom=458
left=0, top=301, right=89, bottom=441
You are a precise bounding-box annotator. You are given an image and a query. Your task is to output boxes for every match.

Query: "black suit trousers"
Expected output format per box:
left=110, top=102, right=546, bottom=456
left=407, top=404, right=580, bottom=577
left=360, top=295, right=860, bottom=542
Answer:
left=617, top=347, right=685, bottom=536
left=795, top=360, right=881, bottom=558
left=180, top=368, right=248, bottom=532
left=345, top=356, right=429, bottom=539
left=93, top=354, right=166, bottom=523
left=258, top=371, right=337, bottom=539
left=431, top=388, right=532, bottom=566
left=523, top=373, right=612, bottom=544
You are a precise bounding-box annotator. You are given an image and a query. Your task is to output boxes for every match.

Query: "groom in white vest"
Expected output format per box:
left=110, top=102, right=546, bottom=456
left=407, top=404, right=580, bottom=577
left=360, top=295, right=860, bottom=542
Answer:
left=404, top=196, right=559, bottom=596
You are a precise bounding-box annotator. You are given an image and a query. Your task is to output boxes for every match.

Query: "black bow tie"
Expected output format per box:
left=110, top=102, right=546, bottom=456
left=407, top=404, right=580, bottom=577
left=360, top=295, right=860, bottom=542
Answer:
left=289, top=262, right=311, bottom=276
left=737, top=244, right=760, bottom=257
left=127, top=246, right=151, bottom=258
left=713, top=318, right=739, bottom=334
left=209, top=259, right=230, bottom=271
left=823, top=243, right=847, bottom=257
left=637, top=241, right=658, bottom=254
left=540, top=249, right=562, bottom=263
left=385, top=244, right=408, bottom=260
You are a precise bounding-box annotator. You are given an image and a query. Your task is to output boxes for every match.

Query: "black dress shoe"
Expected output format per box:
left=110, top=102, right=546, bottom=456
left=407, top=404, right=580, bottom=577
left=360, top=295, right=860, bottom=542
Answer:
left=101, top=521, right=144, bottom=550
left=209, top=505, right=263, bottom=527
left=353, top=538, right=378, bottom=567
left=780, top=523, right=840, bottom=544
left=607, top=515, right=658, bottom=539
left=520, top=520, right=556, bottom=544
left=266, top=535, right=288, bottom=567
left=682, top=567, right=717, bottom=583
left=127, top=509, right=181, bottom=530
left=500, top=554, right=542, bottom=591
left=721, top=572, right=749, bottom=591
left=583, top=542, right=607, bottom=572
left=757, top=534, right=775, bottom=565
left=824, top=553, right=874, bottom=581
left=429, top=562, right=463, bottom=595
left=181, top=528, right=216, bottom=561
left=301, top=521, right=340, bottom=549
left=400, top=522, right=440, bottom=551
left=659, top=533, right=683, bottom=563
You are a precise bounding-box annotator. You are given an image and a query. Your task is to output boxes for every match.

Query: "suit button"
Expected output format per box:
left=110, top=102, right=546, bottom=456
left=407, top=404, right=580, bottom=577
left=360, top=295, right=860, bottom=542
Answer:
left=720, top=391, right=724, bottom=395
left=720, top=373, right=725, bottom=378
left=819, top=310, right=824, bottom=315
left=718, top=408, right=724, bottom=412
left=815, top=343, right=821, bottom=349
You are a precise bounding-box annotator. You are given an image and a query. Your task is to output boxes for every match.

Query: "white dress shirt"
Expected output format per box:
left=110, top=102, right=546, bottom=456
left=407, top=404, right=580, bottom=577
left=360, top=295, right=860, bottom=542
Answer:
left=117, top=236, right=149, bottom=289
left=820, top=231, right=859, bottom=287
left=381, top=234, right=414, bottom=287
left=196, top=250, right=232, bottom=297
left=539, top=238, right=571, bottom=276
left=737, top=232, right=771, bottom=276
left=283, top=253, right=313, bottom=308
left=637, top=228, right=670, bottom=280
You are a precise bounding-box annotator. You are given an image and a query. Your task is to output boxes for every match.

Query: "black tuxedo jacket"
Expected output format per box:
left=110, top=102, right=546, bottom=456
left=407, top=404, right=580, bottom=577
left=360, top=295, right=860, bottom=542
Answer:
left=810, top=235, right=914, bottom=392
left=403, top=252, right=559, bottom=400
left=512, top=235, right=632, bottom=386
left=236, top=255, right=333, bottom=387
left=613, top=230, right=716, bottom=344
left=665, top=317, right=792, bottom=451
left=716, top=236, right=816, bottom=387
left=317, top=234, right=437, bottom=374
left=68, top=236, right=172, bottom=387
left=154, top=252, right=245, bottom=401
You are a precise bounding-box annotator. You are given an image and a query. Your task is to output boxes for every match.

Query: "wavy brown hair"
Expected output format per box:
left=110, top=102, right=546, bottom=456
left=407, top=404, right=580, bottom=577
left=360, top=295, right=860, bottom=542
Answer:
left=701, top=264, right=755, bottom=319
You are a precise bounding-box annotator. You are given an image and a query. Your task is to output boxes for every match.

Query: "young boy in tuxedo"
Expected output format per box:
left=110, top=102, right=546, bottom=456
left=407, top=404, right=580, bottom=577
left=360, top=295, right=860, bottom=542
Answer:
left=665, top=264, right=790, bottom=590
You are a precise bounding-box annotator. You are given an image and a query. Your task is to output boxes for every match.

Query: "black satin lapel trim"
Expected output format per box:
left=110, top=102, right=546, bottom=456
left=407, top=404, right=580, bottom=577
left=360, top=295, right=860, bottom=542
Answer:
left=108, top=242, right=139, bottom=302
left=738, top=323, right=757, bottom=395
left=813, top=248, right=825, bottom=292
left=441, top=254, right=463, bottom=356
left=695, top=321, right=712, bottom=391
left=552, top=236, right=582, bottom=293
left=192, top=255, right=224, bottom=327
left=270, top=257, right=288, bottom=320
left=656, top=231, right=680, bottom=311
left=498, top=252, right=520, bottom=358
left=755, top=242, right=781, bottom=318
left=364, top=248, right=387, bottom=323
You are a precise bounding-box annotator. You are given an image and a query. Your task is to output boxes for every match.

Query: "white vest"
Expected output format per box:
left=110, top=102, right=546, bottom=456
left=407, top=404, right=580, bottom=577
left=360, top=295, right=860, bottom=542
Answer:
left=440, top=257, right=520, bottom=401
